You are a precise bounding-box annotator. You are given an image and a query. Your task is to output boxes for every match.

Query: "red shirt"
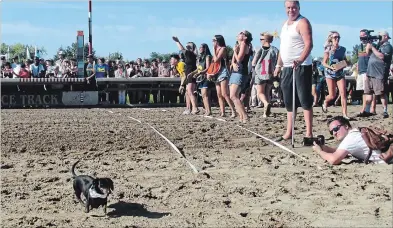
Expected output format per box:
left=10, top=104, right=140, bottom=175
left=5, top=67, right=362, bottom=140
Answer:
left=19, top=68, right=30, bottom=78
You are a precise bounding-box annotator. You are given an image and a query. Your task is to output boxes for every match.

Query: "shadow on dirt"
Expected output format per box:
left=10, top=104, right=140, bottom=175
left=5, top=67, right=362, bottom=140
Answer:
left=107, top=201, right=171, bottom=218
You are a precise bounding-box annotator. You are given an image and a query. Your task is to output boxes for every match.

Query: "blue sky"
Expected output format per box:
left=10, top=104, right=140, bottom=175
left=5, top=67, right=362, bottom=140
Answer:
left=1, top=1, right=392, bottom=61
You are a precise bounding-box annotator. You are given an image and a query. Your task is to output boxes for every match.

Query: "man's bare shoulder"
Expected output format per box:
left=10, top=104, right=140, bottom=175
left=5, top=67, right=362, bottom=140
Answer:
left=296, top=17, right=312, bottom=35
left=298, top=17, right=312, bottom=28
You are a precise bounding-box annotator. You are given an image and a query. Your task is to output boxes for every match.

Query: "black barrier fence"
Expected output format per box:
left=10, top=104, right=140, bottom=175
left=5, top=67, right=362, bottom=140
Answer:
left=1, top=77, right=392, bottom=108
left=1, top=91, right=99, bottom=108
left=1, top=78, right=183, bottom=108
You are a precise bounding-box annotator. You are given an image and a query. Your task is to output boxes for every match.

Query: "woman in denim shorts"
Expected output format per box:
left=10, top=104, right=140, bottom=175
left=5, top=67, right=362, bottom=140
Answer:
left=229, top=31, right=253, bottom=123
left=208, top=35, right=236, bottom=117
left=321, top=31, right=349, bottom=119
left=196, top=43, right=214, bottom=116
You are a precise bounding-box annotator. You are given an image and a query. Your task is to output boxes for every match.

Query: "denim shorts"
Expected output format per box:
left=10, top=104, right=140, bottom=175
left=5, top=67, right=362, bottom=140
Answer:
left=325, top=74, right=344, bottom=81
left=229, top=72, right=244, bottom=85
left=229, top=63, right=248, bottom=88
left=199, top=79, right=214, bottom=89
left=215, top=68, right=229, bottom=84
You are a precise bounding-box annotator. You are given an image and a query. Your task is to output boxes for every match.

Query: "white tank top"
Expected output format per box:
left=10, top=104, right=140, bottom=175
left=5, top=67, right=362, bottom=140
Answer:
left=280, top=15, right=312, bottom=67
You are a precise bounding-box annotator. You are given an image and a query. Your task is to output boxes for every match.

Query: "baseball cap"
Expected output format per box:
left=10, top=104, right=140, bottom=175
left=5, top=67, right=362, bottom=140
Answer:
left=379, top=31, right=391, bottom=39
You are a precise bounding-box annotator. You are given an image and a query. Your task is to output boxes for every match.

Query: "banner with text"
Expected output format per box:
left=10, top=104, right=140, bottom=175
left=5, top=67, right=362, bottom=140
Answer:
left=1, top=91, right=98, bottom=108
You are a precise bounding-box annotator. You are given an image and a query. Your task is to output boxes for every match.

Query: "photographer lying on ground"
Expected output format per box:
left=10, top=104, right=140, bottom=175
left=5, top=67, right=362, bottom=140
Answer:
left=312, top=116, right=393, bottom=165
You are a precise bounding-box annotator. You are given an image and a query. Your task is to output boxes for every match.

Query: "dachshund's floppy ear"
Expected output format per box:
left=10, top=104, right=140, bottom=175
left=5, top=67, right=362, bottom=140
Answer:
left=107, top=178, right=114, bottom=192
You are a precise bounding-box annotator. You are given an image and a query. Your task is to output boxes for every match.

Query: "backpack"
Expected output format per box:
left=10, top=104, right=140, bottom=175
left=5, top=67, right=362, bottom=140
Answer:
left=359, top=127, right=393, bottom=164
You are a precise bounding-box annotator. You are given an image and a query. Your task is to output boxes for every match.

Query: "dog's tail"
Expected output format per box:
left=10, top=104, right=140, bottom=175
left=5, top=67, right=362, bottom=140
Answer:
left=71, top=160, right=80, bottom=178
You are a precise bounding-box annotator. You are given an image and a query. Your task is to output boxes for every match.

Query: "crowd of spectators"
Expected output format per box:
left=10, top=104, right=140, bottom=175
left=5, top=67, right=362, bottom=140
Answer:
left=1, top=33, right=393, bottom=112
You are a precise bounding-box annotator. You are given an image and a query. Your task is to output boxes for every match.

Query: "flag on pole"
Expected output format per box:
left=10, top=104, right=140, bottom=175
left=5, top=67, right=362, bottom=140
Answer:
left=26, top=46, right=30, bottom=60
left=35, top=46, right=40, bottom=59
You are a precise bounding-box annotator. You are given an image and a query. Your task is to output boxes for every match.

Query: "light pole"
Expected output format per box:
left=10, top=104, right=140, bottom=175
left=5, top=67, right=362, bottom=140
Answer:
left=88, top=0, right=92, bottom=55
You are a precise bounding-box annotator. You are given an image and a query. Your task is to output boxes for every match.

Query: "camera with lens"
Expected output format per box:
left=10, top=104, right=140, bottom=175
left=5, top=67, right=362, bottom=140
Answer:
left=303, top=135, right=325, bottom=146
left=360, top=29, right=382, bottom=43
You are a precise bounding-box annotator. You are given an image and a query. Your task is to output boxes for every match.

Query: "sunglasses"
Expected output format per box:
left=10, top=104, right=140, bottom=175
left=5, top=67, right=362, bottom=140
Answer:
left=332, top=36, right=340, bottom=39
left=329, top=124, right=343, bottom=135
left=212, top=39, right=217, bottom=42
left=260, top=38, right=265, bottom=41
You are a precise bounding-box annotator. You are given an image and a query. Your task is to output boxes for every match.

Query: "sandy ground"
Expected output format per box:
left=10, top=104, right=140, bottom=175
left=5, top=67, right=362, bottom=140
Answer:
left=1, top=105, right=392, bottom=227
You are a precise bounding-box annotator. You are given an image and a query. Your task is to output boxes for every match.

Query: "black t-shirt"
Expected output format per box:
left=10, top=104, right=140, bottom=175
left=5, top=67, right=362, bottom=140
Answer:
left=182, top=50, right=197, bottom=75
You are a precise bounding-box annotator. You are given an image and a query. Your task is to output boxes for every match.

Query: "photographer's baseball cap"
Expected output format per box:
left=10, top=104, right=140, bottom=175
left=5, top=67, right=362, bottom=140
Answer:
left=379, top=31, right=391, bottom=39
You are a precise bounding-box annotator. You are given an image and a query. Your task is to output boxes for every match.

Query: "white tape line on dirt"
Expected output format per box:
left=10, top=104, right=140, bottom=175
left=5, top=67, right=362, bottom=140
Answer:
left=127, top=116, right=142, bottom=123
left=236, top=124, right=322, bottom=170
left=125, top=115, right=199, bottom=173
left=199, top=114, right=321, bottom=169
left=236, top=125, right=306, bottom=161
left=147, top=123, right=199, bottom=174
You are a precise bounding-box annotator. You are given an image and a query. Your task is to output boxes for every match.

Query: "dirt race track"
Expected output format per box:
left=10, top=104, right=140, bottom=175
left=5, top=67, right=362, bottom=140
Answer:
left=1, top=105, right=392, bottom=227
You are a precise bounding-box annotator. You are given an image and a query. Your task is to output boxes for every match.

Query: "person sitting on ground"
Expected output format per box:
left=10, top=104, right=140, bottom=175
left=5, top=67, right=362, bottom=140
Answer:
left=312, top=116, right=393, bottom=165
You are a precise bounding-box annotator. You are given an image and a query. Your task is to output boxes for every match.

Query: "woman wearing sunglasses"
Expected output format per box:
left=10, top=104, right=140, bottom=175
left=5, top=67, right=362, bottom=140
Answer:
left=321, top=31, right=349, bottom=119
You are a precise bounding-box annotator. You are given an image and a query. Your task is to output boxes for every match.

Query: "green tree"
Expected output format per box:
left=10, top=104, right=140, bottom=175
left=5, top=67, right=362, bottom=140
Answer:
left=0, top=43, right=47, bottom=61
left=351, top=44, right=360, bottom=64
left=108, top=52, right=123, bottom=61
left=54, top=42, right=95, bottom=61
left=149, top=51, right=178, bottom=62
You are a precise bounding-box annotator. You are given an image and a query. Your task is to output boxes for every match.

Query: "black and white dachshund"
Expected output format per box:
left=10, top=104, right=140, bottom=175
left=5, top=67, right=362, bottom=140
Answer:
left=71, top=160, right=114, bottom=214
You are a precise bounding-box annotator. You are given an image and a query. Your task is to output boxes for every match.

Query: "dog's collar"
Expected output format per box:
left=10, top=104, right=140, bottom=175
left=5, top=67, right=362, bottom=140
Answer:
left=89, top=186, right=108, bottom=199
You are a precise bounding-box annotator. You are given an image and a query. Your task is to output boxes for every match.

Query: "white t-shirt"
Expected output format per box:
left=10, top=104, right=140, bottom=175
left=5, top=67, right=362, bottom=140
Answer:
left=337, top=129, right=386, bottom=164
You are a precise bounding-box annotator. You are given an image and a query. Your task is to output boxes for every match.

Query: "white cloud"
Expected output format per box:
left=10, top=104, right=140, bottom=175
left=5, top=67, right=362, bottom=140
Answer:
left=12, top=2, right=85, bottom=10
left=1, top=21, right=68, bottom=37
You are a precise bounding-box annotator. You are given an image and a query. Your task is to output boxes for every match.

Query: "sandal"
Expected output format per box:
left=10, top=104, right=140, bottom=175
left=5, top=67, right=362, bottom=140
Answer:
left=274, top=136, right=291, bottom=142
left=321, top=104, right=328, bottom=113
left=191, top=109, right=200, bottom=115
left=242, top=118, right=250, bottom=124
left=267, top=104, right=272, bottom=116
left=263, top=104, right=272, bottom=118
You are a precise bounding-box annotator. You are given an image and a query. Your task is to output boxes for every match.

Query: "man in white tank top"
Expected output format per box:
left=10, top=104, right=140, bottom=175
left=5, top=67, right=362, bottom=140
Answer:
left=273, top=0, right=314, bottom=144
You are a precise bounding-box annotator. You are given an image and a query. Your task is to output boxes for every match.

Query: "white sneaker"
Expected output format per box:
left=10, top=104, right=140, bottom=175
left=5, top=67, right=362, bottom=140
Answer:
left=182, top=109, right=191, bottom=115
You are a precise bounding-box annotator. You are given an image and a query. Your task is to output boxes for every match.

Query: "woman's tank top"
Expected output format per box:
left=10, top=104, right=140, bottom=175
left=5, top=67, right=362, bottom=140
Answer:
left=325, top=46, right=346, bottom=78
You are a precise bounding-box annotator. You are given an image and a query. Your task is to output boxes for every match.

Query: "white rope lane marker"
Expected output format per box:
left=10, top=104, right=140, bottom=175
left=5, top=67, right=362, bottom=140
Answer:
left=127, top=116, right=142, bottom=123
left=128, top=116, right=199, bottom=174
left=202, top=114, right=322, bottom=170
left=118, top=108, right=321, bottom=170
left=146, top=123, right=199, bottom=174
left=103, top=109, right=199, bottom=173
left=235, top=124, right=322, bottom=169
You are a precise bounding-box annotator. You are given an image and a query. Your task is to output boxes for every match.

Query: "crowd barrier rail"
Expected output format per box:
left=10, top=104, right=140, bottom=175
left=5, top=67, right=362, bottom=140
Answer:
left=1, top=76, right=392, bottom=85
left=1, top=76, right=392, bottom=108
